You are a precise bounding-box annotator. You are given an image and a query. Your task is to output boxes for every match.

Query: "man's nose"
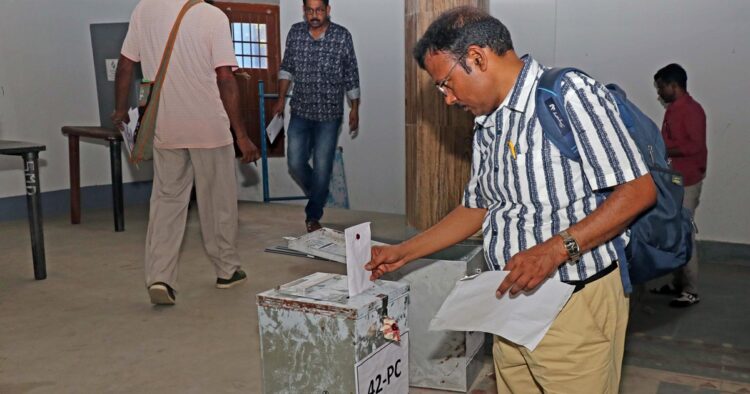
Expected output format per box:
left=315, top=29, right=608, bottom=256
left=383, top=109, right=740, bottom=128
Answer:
left=443, top=91, right=458, bottom=106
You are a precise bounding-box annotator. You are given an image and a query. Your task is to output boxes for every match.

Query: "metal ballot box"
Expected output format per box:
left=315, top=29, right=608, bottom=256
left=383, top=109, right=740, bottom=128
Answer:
left=257, top=273, right=410, bottom=394
left=383, top=243, right=487, bottom=392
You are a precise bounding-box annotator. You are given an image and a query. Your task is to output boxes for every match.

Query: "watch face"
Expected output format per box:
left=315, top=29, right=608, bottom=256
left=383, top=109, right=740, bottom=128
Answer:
left=561, top=232, right=580, bottom=261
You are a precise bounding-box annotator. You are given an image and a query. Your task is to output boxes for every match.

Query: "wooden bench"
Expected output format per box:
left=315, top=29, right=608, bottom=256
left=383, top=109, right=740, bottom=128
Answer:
left=0, top=140, right=47, bottom=280
left=61, top=126, right=125, bottom=232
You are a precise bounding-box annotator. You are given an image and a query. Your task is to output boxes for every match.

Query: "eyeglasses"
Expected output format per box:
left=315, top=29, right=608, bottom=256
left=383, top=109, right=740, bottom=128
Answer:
left=435, top=54, right=466, bottom=96
left=304, top=7, right=327, bottom=15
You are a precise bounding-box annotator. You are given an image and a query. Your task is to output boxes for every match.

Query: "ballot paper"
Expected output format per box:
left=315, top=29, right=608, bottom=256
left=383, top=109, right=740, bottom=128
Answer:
left=265, top=114, right=284, bottom=144
left=429, top=271, right=575, bottom=351
left=345, top=222, right=374, bottom=297
left=117, top=107, right=139, bottom=155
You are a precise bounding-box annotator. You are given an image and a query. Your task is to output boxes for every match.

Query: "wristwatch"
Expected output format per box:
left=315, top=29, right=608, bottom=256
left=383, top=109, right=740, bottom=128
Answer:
left=559, top=230, right=581, bottom=264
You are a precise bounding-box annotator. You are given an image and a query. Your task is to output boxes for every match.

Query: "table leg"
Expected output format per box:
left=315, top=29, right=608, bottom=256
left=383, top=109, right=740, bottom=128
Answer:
left=68, top=135, right=80, bottom=224
left=110, top=140, right=124, bottom=232
left=23, top=152, right=46, bottom=280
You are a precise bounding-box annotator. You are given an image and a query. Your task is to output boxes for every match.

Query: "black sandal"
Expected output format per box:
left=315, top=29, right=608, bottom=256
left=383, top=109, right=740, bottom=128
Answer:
left=650, top=284, right=681, bottom=296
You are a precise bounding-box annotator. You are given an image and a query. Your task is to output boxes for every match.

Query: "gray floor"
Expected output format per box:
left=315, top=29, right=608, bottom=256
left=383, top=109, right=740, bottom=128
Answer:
left=1, top=202, right=748, bottom=393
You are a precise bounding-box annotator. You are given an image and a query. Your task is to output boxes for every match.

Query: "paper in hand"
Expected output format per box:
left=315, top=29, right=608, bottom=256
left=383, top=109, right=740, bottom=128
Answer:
left=429, top=271, right=574, bottom=351
left=266, top=114, right=284, bottom=144
left=117, top=107, right=139, bottom=155
left=345, top=222, right=374, bottom=297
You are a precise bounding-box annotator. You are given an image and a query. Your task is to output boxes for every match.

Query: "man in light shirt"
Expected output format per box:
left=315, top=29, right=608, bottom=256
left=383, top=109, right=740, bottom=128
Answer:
left=113, top=0, right=260, bottom=305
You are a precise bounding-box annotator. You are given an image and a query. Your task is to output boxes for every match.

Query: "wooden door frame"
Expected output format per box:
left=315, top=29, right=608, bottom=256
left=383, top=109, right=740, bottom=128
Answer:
left=214, top=2, right=284, bottom=156
left=213, top=2, right=282, bottom=81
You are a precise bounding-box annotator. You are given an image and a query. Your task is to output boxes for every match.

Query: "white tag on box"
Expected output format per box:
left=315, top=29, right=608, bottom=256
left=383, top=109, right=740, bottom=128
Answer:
left=354, top=331, right=409, bottom=394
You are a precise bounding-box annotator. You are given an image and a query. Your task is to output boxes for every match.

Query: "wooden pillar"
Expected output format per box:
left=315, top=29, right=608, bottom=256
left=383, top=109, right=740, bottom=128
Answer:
left=405, top=0, right=489, bottom=230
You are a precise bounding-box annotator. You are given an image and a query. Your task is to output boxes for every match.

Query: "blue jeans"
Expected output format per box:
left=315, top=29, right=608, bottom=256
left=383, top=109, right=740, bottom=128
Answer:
left=286, top=115, right=341, bottom=221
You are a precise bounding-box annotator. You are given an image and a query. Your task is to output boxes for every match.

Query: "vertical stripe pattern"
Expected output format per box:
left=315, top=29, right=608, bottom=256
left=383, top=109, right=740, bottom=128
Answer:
left=462, top=56, right=647, bottom=282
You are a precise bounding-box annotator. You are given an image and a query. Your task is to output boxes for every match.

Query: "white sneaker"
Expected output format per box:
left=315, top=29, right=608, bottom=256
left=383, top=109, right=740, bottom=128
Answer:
left=148, top=283, right=176, bottom=305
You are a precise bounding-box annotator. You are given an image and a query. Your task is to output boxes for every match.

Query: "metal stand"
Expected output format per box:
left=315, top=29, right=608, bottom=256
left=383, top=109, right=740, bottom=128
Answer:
left=258, top=80, right=307, bottom=203
left=23, top=152, right=47, bottom=280
left=109, top=139, right=124, bottom=232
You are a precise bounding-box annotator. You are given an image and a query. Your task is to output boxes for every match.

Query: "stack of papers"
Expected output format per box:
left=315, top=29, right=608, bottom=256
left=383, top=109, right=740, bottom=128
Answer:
left=117, top=107, right=139, bottom=155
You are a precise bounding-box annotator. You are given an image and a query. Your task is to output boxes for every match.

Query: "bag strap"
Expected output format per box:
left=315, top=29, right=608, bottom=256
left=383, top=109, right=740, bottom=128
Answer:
left=153, top=0, right=202, bottom=90
left=535, top=67, right=588, bottom=161
left=537, top=68, right=634, bottom=294
left=132, top=0, right=201, bottom=162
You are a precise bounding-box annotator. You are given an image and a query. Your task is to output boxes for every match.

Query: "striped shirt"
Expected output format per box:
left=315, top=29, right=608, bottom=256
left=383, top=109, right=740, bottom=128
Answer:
left=463, top=56, right=648, bottom=282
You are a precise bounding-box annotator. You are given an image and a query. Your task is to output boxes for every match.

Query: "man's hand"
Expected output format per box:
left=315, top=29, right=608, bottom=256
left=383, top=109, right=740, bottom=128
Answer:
left=110, top=110, right=130, bottom=129
left=496, top=238, right=565, bottom=297
left=236, top=136, right=260, bottom=164
left=365, top=244, right=409, bottom=280
left=272, top=99, right=285, bottom=118
left=348, top=109, right=359, bottom=137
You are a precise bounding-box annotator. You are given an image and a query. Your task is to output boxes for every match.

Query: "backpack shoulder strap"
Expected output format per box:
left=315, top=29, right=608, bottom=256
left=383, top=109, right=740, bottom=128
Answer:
left=535, top=67, right=588, bottom=161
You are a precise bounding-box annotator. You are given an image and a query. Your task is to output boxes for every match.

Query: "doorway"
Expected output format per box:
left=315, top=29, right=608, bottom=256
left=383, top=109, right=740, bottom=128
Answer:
left=214, top=2, right=284, bottom=156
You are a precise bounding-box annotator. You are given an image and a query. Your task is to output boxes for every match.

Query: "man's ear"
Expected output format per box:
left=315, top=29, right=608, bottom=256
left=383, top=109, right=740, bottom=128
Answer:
left=466, top=45, right=489, bottom=72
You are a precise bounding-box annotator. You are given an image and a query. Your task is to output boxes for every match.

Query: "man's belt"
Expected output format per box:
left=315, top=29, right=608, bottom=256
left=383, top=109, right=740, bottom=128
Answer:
left=565, top=260, right=618, bottom=293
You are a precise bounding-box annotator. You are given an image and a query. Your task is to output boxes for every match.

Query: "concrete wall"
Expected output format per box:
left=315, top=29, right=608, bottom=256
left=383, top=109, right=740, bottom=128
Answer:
left=0, top=0, right=146, bottom=202
left=491, top=0, right=750, bottom=244
left=1, top=0, right=747, bottom=244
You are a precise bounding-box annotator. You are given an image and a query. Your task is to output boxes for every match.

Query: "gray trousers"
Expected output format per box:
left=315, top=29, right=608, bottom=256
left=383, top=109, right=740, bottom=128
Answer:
left=674, top=181, right=703, bottom=294
left=145, top=145, right=241, bottom=291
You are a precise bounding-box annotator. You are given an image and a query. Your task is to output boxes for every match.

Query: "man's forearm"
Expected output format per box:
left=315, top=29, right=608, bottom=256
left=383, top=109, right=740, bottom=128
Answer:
left=399, top=205, right=486, bottom=262
left=114, top=55, right=135, bottom=114
left=667, top=147, right=683, bottom=157
left=277, top=78, right=291, bottom=102
left=216, top=72, right=248, bottom=139
left=566, top=173, right=657, bottom=255
left=350, top=98, right=360, bottom=111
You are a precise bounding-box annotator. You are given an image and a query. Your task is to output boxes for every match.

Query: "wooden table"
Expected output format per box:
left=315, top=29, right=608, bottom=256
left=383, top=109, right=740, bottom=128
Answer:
left=61, top=126, right=124, bottom=232
left=0, top=140, right=47, bottom=280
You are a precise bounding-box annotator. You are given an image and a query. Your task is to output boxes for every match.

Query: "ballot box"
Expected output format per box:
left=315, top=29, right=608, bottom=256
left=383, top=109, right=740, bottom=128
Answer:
left=257, top=273, right=410, bottom=394
left=383, top=243, right=487, bottom=392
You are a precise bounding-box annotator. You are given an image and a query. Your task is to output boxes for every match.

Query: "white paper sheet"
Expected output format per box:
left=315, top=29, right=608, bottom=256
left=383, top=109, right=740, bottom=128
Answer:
left=429, top=271, right=575, bottom=351
left=117, top=107, right=139, bottom=155
left=345, top=222, right=374, bottom=297
left=265, top=114, right=284, bottom=144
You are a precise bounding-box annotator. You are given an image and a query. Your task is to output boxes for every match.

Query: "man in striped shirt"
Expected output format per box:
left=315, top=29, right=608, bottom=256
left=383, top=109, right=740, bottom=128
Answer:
left=366, top=7, right=657, bottom=393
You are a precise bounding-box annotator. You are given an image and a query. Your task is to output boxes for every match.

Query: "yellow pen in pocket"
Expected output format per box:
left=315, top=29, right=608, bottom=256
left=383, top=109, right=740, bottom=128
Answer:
left=508, top=140, right=517, bottom=159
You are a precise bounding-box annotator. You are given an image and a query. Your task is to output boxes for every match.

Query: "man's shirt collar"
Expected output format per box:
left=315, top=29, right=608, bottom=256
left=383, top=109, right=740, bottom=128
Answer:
left=474, top=55, right=540, bottom=130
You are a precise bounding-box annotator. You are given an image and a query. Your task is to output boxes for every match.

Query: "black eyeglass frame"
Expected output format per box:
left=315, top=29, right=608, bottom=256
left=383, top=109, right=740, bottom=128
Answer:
left=435, top=53, right=467, bottom=96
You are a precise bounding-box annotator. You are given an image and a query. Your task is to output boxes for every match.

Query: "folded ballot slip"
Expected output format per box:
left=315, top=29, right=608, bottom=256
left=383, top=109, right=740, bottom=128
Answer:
left=266, top=114, right=284, bottom=144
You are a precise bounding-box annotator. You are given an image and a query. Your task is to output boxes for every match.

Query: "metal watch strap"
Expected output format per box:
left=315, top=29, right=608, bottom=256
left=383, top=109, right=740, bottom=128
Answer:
left=559, top=230, right=581, bottom=264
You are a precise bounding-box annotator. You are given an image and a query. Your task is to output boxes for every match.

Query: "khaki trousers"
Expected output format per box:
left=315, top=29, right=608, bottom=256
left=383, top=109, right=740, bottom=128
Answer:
left=493, top=265, right=629, bottom=394
left=145, top=145, right=241, bottom=290
left=674, top=181, right=702, bottom=294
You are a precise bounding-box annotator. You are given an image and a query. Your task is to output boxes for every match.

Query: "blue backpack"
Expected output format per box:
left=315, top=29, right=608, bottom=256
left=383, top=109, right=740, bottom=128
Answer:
left=535, top=67, right=694, bottom=292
